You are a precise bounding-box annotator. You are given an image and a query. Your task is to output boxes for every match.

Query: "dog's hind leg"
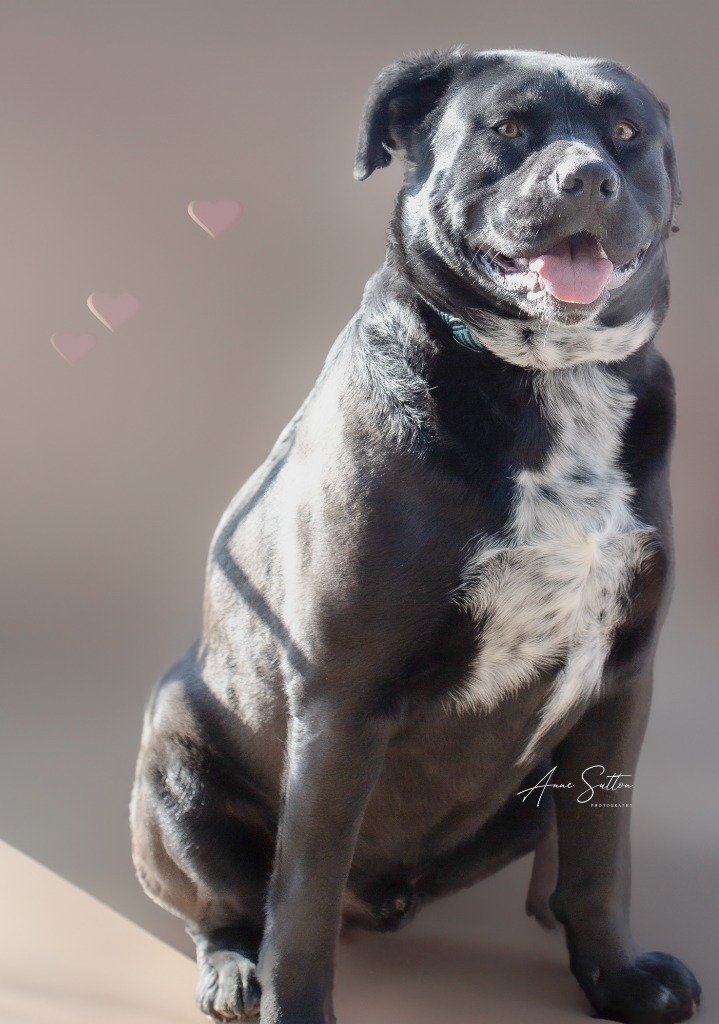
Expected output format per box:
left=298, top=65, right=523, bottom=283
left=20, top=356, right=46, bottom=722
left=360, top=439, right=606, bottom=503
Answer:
left=130, top=653, right=274, bottom=1020
left=525, top=801, right=560, bottom=929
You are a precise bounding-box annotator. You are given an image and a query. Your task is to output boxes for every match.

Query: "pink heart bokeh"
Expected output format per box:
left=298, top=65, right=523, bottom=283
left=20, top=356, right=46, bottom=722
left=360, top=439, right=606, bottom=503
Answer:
left=87, top=292, right=140, bottom=332
left=188, top=199, right=243, bottom=238
left=51, top=334, right=97, bottom=364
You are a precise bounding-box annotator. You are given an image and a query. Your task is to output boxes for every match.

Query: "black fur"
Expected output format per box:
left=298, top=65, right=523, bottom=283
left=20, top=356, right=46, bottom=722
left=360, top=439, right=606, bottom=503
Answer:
left=131, top=49, right=699, bottom=1024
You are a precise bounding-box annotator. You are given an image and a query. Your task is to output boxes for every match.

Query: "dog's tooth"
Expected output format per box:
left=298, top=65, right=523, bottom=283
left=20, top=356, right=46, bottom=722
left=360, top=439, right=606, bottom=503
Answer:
left=516, top=257, right=529, bottom=267
left=597, top=243, right=609, bottom=260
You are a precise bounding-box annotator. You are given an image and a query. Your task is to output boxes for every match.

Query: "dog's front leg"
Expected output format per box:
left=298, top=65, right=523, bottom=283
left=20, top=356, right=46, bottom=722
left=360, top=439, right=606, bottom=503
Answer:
left=550, top=672, right=700, bottom=1024
left=257, top=701, right=391, bottom=1024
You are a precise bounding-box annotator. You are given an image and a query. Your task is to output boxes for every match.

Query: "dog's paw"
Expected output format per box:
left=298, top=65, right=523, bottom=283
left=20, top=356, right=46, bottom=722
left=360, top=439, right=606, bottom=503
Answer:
left=196, top=949, right=261, bottom=1021
left=573, top=950, right=700, bottom=1024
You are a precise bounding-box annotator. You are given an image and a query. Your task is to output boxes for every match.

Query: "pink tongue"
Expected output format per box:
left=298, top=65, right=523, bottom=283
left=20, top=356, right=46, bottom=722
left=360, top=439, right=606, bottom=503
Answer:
left=529, top=237, right=613, bottom=304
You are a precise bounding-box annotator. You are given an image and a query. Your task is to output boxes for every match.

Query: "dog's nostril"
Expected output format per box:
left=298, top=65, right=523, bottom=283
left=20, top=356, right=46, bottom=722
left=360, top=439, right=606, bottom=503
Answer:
left=558, top=171, right=584, bottom=195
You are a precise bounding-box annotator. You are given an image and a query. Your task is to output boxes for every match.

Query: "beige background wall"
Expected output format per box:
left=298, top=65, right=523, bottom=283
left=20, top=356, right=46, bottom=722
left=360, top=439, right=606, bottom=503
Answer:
left=1, top=1, right=716, bottom=1019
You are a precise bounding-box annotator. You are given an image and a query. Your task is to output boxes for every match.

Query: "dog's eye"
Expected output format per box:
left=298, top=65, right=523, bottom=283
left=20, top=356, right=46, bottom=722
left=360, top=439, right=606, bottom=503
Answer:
left=495, top=120, right=522, bottom=139
left=614, top=120, right=638, bottom=141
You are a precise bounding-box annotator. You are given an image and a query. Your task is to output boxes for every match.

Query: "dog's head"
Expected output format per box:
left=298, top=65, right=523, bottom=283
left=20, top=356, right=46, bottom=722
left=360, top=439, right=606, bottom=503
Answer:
left=355, top=49, right=680, bottom=365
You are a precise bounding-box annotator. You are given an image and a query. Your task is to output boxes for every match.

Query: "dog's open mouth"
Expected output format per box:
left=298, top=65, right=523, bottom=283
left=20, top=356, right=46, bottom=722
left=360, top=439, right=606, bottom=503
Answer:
left=478, top=232, right=647, bottom=306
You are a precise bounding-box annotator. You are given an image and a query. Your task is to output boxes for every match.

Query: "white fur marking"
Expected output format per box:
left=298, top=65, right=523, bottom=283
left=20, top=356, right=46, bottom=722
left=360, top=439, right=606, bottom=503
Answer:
left=475, top=311, right=656, bottom=369
left=452, top=363, right=655, bottom=765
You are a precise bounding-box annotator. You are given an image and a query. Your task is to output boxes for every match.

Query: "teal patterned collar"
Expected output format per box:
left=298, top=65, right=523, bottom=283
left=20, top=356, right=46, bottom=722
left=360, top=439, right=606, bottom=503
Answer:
left=425, top=301, right=484, bottom=353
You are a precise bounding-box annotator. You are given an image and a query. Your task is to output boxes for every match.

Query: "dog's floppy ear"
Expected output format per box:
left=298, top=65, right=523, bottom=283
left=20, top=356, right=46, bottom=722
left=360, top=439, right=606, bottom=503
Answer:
left=659, top=101, right=682, bottom=217
left=354, top=49, right=466, bottom=181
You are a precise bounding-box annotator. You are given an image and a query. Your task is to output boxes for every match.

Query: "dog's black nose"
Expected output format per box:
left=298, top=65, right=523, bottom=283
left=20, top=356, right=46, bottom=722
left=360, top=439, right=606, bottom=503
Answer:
left=555, top=158, right=619, bottom=200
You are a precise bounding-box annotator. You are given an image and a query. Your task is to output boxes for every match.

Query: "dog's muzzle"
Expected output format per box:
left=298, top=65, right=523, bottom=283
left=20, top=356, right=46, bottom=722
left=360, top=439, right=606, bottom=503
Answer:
left=478, top=231, right=648, bottom=306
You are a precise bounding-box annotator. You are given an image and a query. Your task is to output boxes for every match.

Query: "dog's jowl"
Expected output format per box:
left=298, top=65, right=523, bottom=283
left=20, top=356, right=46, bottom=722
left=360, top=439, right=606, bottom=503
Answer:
left=130, top=49, right=700, bottom=1024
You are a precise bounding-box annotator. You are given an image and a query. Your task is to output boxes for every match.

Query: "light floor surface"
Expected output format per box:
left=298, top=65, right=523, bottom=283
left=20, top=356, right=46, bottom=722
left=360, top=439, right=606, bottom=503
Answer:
left=2, top=835, right=712, bottom=1024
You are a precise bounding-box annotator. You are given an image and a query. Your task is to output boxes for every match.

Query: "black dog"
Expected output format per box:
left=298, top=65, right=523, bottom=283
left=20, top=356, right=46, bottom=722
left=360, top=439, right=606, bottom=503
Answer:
left=131, top=48, right=701, bottom=1024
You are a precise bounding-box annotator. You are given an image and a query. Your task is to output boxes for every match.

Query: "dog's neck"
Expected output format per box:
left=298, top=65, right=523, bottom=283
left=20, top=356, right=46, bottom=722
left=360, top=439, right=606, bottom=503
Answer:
left=423, top=301, right=485, bottom=353
left=420, top=291, right=657, bottom=370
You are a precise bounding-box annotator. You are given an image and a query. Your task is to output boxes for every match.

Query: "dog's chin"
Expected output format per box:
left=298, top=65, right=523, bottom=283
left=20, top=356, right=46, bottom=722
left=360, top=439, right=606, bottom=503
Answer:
left=509, top=284, right=610, bottom=326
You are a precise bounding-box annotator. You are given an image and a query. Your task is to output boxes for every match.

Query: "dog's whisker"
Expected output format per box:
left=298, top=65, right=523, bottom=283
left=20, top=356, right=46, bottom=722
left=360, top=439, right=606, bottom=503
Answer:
left=403, top=245, right=437, bottom=269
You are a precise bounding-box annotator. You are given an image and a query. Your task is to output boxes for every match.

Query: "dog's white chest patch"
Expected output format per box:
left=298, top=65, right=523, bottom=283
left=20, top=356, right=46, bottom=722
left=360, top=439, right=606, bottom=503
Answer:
left=455, top=363, right=654, bottom=763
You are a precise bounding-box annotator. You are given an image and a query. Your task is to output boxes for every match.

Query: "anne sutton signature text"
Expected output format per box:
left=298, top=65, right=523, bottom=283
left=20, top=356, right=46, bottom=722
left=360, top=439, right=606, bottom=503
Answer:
left=517, top=764, right=634, bottom=806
